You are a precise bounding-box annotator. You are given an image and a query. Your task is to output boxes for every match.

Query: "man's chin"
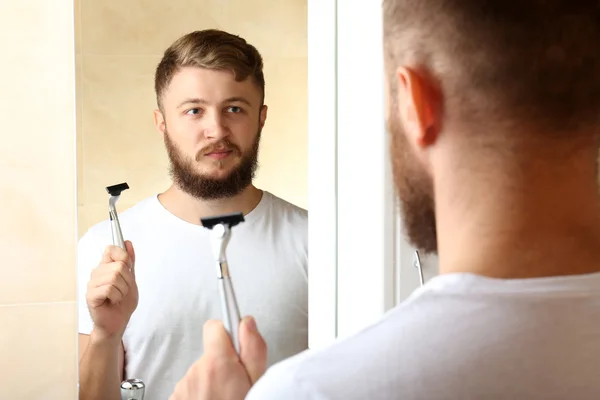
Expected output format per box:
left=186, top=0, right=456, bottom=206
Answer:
left=194, top=169, right=237, bottom=182
left=195, top=160, right=238, bottom=173
left=201, top=157, right=240, bottom=169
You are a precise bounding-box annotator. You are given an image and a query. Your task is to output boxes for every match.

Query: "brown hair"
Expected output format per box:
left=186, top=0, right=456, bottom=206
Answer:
left=155, top=29, right=265, bottom=110
left=382, top=1, right=600, bottom=140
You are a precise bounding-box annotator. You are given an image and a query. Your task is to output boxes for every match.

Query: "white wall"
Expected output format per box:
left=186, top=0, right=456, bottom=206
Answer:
left=307, top=0, right=338, bottom=349
left=335, top=0, right=396, bottom=339
left=0, top=1, right=78, bottom=397
left=308, top=0, right=439, bottom=345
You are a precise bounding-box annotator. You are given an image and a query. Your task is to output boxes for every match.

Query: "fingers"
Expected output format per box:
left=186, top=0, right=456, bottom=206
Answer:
left=101, top=244, right=133, bottom=268
left=202, top=317, right=267, bottom=384
left=90, top=260, right=135, bottom=289
left=203, top=320, right=238, bottom=360
left=94, top=241, right=136, bottom=287
left=125, top=240, right=136, bottom=276
left=239, top=316, right=268, bottom=384
left=171, top=319, right=264, bottom=400
left=93, top=267, right=130, bottom=296
left=88, top=242, right=137, bottom=308
left=169, top=360, right=201, bottom=400
left=87, top=284, right=124, bottom=306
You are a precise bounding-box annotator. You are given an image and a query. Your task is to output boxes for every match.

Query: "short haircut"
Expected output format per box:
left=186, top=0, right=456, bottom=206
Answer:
left=155, top=29, right=265, bottom=110
left=383, top=1, right=600, bottom=139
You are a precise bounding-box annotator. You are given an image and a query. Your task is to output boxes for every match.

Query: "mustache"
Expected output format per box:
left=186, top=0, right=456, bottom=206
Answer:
left=196, top=140, right=241, bottom=160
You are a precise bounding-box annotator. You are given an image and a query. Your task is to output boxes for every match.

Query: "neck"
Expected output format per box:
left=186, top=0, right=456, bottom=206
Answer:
left=435, top=146, right=600, bottom=279
left=158, top=184, right=263, bottom=225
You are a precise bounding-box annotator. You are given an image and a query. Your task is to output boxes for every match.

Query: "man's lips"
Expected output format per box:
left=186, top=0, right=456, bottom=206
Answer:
left=205, top=150, right=233, bottom=160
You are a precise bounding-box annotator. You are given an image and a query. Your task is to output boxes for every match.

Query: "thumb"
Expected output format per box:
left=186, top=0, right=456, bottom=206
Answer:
left=125, top=240, right=136, bottom=277
left=239, top=316, right=267, bottom=384
left=203, top=319, right=237, bottom=359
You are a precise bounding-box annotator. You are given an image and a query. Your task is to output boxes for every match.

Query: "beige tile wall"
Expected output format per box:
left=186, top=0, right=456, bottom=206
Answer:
left=0, top=1, right=78, bottom=399
left=76, top=0, right=308, bottom=237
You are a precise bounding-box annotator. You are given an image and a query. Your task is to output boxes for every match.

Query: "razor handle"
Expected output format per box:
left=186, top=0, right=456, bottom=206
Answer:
left=217, top=262, right=241, bottom=354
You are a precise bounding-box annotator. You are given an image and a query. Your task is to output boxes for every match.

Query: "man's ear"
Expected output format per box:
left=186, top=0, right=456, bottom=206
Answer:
left=259, top=105, right=268, bottom=129
left=395, top=67, right=439, bottom=149
left=153, top=108, right=166, bottom=136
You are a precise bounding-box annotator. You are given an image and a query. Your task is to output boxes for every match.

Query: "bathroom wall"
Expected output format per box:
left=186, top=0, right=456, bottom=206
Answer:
left=0, top=1, right=78, bottom=399
left=76, top=0, right=308, bottom=237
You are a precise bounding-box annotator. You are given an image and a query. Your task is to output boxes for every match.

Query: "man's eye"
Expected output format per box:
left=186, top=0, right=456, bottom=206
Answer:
left=228, top=106, right=242, bottom=113
left=186, top=108, right=201, bottom=115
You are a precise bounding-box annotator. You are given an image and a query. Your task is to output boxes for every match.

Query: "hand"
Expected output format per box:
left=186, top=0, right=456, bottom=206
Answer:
left=86, top=241, right=138, bottom=339
left=169, top=316, right=268, bottom=400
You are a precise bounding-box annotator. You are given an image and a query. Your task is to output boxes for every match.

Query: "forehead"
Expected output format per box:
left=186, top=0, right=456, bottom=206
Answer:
left=162, top=66, right=261, bottom=106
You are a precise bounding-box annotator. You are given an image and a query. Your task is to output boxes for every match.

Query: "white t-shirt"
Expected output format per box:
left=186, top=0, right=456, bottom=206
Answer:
left=77, top=191, right=308, bottom=400
left=248, top=271, right=600, bottom=400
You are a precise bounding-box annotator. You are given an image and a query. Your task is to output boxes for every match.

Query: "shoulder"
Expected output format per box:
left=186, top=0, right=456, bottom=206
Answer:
left=77, top=219, right=110, bottom=261
left=263, top=191, right=308, bottom=227
left=247, top=350, right=325, bottom=400
left=117, top=195, right=162, bottom=225
left=77, top=196, right=158, bottom=262
left=82, top=195, right=159, bottom=235
left=247, top=329, right=368, bottom=399
left=261, top=192, right=308, bottom=254
left=248, top=304, right=423, bottom=400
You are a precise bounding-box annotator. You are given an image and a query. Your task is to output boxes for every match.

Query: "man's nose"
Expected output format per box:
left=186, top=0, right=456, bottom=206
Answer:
left=203, top=110, right=229, bottom=140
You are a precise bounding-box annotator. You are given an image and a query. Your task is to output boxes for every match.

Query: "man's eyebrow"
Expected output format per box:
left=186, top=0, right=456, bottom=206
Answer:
left=177, top=98, right=207, bottom=108
left=223, top=97, right=252, bottom=106
left=177, top=97, right=252, bottom=109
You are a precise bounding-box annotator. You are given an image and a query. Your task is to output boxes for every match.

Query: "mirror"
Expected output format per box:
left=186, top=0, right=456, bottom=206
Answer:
left=74, top=2, right=308, bottom=399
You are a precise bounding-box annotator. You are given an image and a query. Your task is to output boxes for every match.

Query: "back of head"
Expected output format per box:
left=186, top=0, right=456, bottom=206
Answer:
left=154, top=29, right=265, bottom=110
left=382, top=1, right=600, bottom=256
left=383, top=1, right=600, bottom=142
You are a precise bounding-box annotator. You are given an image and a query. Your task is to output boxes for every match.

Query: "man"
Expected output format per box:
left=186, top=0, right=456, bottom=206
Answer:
left=77, top=29, right=308, bottom=400
left=170, top=2, right=600, bottom=399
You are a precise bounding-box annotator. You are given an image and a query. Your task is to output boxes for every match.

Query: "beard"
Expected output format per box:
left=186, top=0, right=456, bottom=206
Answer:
left=388, top=101, right=438, bottom=254
left=164, top=128, right=261, bottom=200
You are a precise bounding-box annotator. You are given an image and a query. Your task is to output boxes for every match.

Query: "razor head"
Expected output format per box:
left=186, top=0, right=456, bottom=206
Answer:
left=201, top=212, right=245, bottom=229
left=106, top=182, right=130, bottom=197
